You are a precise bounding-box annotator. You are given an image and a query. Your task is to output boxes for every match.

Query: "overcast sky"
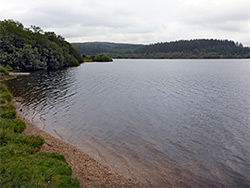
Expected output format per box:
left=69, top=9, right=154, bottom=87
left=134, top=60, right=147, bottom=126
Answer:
left=1, top=0, right=250, bottom=45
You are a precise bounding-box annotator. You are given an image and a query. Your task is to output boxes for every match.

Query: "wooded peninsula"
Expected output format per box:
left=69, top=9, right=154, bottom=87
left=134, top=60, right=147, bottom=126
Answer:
left=0, top=20, right=83, bottom=71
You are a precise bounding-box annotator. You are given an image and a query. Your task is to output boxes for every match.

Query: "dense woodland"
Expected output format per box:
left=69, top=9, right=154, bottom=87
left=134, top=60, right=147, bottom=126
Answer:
left=134, top=39, right=249, bottom=58
left=72, top=42, right=144, bottom=55
left=0, top=20, right=83, bottom=71
left=74, top=40, right=249, bottom=59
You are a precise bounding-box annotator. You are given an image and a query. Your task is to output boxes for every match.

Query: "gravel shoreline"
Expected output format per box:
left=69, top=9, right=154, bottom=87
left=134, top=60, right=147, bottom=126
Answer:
left=15, top=105, right=140, bottom=188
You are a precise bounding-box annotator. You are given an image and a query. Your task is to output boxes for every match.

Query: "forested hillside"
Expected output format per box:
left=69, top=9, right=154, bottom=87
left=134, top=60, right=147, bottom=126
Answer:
left=72, top=42, right=144, bottom=55
left=133, top=39, right=250, bottom=59
left=0, top=20, right=83, bottom=71
left=73, top=40, right=249, bottom=59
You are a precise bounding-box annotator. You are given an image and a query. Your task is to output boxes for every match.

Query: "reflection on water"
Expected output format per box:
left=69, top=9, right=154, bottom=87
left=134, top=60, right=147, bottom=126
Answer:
left=6, top=59, right=250, bottom=187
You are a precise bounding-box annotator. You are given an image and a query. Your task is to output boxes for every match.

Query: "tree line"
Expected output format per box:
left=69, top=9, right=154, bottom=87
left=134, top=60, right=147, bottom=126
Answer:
left=133, top=39, right=249, bottom=58
left=72, top=42, right=144, bottom=55
left=73, top=40, right=249, bottom=59
left=0, top=20, right=83, bottom=71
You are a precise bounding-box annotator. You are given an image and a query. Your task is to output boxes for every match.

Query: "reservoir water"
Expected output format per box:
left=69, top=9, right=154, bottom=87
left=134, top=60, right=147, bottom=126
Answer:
left=5, top=59, right=250, bottom=187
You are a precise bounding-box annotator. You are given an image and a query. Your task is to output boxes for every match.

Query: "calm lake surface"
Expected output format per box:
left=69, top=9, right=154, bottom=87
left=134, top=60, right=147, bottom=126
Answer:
left=6, top=59, right=250, bottom=187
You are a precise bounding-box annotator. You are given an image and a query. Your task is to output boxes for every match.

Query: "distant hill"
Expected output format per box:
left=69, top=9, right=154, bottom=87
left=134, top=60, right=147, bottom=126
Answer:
left=72, top=40, right=249, bottom=59
left=72, top=42, right=144, bottom=55
left=134, top=39, right=249, bottom=58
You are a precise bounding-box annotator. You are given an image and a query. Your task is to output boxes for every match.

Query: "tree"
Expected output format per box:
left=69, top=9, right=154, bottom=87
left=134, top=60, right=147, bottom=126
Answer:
left=93, top=54, right=113, bottom=62
left=0, top=19, right=83, bottom=71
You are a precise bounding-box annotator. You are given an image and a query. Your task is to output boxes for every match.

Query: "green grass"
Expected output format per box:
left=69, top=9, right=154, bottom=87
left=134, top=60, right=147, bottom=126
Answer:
left=0, top=83, right=80, bottom=187
left=0, top=83, right=16, bottom=119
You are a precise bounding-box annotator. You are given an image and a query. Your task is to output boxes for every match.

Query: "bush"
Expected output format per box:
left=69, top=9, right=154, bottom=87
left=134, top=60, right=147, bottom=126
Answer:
left=0, top=66, right=9, bottom=76
left=5, top=65, right=13, bottom=71
left=93, top=54, right=113, bottom=62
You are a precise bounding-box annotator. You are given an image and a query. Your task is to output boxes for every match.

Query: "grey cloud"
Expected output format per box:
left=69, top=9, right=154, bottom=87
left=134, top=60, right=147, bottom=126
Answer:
left=178, top=0, right=250, bottom=31
left=1, top=0, right=249, bottom=45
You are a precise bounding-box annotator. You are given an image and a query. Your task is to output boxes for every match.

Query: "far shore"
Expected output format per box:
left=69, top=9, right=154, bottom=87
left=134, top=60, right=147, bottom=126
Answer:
left=14, top=101, right=140, bottom=188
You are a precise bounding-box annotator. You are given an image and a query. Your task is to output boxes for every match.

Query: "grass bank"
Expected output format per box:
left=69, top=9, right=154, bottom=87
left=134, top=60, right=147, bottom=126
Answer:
left=0, top=82, right=80, bottom=187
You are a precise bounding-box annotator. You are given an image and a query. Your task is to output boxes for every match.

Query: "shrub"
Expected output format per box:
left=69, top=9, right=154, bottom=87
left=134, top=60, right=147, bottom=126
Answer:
left=0, top=66, right=9, bottom=76
left=93, top=54, right=113, bottom=62
left=5, top=65, right=13, bottom=71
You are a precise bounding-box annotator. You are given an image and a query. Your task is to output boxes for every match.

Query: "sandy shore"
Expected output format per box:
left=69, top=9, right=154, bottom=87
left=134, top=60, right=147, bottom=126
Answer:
left=9, top=72, right=30, bottom=76
left=0, top=72, right=30, bottom=80
left=16, top=109, right=141, bottom=188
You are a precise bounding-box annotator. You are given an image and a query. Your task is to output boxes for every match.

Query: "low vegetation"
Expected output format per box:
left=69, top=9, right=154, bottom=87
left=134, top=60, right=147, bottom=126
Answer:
left=0, top=83, right=15, bottom=119
left=0, top=66, right=9, bottom=76
left=0, top=83, right=80, bottom=187
left=82, top=53, right=113, bottom=62
left=0, top=19, right=83, bottom=71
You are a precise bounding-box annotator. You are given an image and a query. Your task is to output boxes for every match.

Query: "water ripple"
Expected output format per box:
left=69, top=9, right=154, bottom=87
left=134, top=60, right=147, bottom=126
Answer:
left=5, top=59, right=250, bottom=187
